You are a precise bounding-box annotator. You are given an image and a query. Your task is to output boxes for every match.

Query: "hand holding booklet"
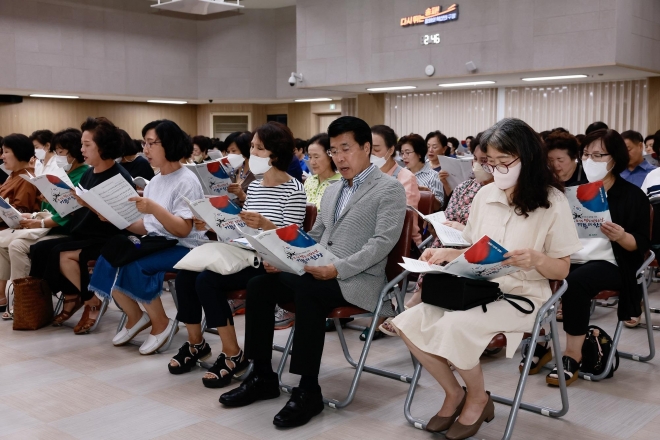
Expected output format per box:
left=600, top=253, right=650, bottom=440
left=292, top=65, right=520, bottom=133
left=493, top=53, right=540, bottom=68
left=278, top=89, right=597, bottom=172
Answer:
left=20, top=171, right=82, bottom=217
left=241, top=224, right=338, bottom=276
left=408, top=206, right=470, bottom=247
left=185, top=160, right=236, bottom=199
left=438, top=156, right=474, bottom=190
left=0, top=198, right=23, bottom=228
left=399, top=235, right=518, bottom=280
left=565, top=181, right=611, bottom=239
left=182, top=195, right=258, bottom=242
left=74, top=174, right=143, bottom=230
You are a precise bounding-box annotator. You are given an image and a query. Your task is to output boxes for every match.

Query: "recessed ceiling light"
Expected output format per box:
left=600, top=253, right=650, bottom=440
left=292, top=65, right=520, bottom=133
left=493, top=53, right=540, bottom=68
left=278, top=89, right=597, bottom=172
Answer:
left=522, top=74, right=588, bottom=82
left=147, top=99, right=188, bottom=104
left=29, top=94, right=79, bottom=99
left=438, top=81, right=496, bottom=87
left=366, top=86, right=417, bottom=92
left=294, top=98, right=333, bottom=102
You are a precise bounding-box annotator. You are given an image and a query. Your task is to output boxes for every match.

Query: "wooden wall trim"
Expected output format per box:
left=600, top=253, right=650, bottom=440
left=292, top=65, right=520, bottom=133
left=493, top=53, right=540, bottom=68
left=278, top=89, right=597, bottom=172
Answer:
left=649, top=77, right=660, bottom=135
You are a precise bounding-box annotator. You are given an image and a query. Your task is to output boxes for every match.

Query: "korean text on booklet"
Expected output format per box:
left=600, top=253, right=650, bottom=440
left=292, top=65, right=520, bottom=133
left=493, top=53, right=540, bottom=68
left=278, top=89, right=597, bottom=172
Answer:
left=185, top=160, right=236, bottom=199
left=20, top=172, right=81, bottom=217
left=565, top=181, right=612, bottom=239
left=408, top=206, right=470, bottom=247
left=183, top=195, right=257, bottom=243
left=242, top=224, right=337, bottom=276
left=0, top=198, right=23, bottom=228
left=74, top=174, right=143, bottom=230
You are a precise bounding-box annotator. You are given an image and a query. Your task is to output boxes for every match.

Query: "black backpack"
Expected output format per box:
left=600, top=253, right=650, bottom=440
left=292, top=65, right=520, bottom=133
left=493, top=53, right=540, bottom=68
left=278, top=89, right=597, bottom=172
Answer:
left=581, top=325, right=619, bottom=378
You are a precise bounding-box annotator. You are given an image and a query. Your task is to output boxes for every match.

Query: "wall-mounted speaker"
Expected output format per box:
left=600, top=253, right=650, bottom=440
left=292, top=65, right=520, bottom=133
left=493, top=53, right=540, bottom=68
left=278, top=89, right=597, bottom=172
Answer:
left=0, top=95, right=23, bottom=103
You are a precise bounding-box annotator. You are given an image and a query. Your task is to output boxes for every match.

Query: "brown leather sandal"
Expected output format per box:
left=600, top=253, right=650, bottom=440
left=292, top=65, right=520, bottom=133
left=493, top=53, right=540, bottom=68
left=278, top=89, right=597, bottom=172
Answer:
left=73, top=302, right=106, bottom=335
left=53, top=296, right=83, bottom=326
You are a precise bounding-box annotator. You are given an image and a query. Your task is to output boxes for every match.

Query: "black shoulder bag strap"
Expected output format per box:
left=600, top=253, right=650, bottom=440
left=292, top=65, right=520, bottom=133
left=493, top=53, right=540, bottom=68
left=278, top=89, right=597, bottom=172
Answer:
left=500, top=293, right=535, bottom=314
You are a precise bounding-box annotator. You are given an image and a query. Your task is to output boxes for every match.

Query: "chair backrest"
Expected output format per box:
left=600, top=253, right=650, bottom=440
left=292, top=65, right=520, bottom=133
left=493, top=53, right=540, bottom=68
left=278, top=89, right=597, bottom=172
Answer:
left=385, top=208, right=414, bottom=281
left=417, top=190, right=436, bottom=239
left=303, top=203, right=318, bottom=232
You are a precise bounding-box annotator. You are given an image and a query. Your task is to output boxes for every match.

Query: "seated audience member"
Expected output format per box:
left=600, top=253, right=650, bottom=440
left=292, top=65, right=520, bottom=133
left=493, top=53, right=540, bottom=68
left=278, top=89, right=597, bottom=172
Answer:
left=89, top=120, right=206, bottom=355
left=225, top=131, right=255, bottom=208
left=0, top=134, right=40, bottom=213
left=212, top=138, right=227, bottom=155
left=546, top=130, right=587, bottom=186
left=303, top=133, right=341, bottom=210
left=168, top=121, right=306, bottom=383
left=398, top=134, right=493, bottom=312
left=575, top=133, right=585, bottom=146
left=447, top=136, right=460, bottom=156
left=586, top=121, right=608, bottom=135
left=294, top=138, right=310, bottom=174
left=218, top=116, right=406, bottom=427
left=391, top=118, right=580, bottom=439
left=287, top=154, right=304, bottom=183
left=30, top=129, right=58, bottom=176
left=542, top=129, right=650, bottom=385
left=645, top=134, right=655, bottom=155
left=425, top=130, right=449, bottom=172
left=400, top=133, right=444, bottom=209
left=192, top=135, right=212, bottom=163
left=118, top=131, right=155, bottom=182
left=465, top=135, right=474, bottom=151
left=29, top=117, right=135, bottom=334
left=641, top=130, right=660, bottom=195
left=620, top=130, right=655, bottom=187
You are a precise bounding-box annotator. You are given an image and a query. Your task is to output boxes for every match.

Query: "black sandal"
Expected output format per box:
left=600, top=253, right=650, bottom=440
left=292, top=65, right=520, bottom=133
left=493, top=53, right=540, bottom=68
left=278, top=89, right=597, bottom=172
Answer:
left=546, top=355, right=580, bottom=386
left=359, top=328, right=387, bottom=341
left=168, top=340, right=212, bottom=375
left=325, top=318, right=353, bottom=332
left=202, top=349, right=249, bottom=388
left=519, top=342, right=552, bottom=375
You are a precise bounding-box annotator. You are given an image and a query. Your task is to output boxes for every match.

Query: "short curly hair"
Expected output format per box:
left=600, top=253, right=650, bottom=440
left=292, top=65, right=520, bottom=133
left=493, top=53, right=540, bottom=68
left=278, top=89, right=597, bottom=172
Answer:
left=545, top=130, right=580, bottom=160
left=141, top=119, right=193, bottom=162
left=254, top=122, right=295, bottom=172
left=80, top=117, right=122, bottom=160
left=579, top=129, right=629, bottom=176
left=397, top=133, right=427, bottom=161
left=2, top=133, right=34, bottom=163
left=52, top=128, right=84, bottom=163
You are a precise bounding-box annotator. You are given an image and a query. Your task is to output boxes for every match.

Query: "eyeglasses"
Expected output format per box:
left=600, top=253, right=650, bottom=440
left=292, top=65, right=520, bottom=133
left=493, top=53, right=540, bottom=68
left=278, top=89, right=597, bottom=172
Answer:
left=401, top=150, right=415, bottom=157
left=141, top=140, right=162, bottom=149
left=581, top=152, right=611, bottom=160
left=328, top=143, right=360, bottom=157
left=482, top=157, right=519, bottom=174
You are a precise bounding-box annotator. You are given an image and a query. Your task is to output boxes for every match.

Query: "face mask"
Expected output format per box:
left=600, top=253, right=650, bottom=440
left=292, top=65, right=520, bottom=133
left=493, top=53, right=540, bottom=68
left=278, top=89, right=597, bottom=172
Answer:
left=249, top=155, right=272, bottom=175
left=492, top=161, right=521, bottom=190
left=193, top=155, right=204, bottom=163
left=582, top=158, right=611, bottom=182
left=370, top=154, right=387, bottom=169
left=226, top=154, right=245, bottom=169
left=54, top=155, right=72, bottom=172
left=34, top=149, right=46, bottom=160
left=472, top=161, right=492, bottom=183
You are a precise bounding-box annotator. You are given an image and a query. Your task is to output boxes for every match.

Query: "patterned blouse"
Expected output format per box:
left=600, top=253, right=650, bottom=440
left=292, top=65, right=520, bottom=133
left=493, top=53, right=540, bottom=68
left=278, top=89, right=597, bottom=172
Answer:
left=303, top=172, right=342, bottom=211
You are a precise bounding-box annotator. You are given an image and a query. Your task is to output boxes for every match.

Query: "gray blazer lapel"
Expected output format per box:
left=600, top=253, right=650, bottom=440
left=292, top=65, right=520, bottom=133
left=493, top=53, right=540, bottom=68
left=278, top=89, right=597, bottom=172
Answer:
left=333, top=170, right=381, bottom=226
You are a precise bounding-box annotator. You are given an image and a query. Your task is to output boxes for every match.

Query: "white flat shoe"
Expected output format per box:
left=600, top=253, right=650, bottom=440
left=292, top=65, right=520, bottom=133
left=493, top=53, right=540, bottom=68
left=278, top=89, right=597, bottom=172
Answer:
left=139, top=319, right=176, bottom=355
left=113, top=313, right=151, bottom=346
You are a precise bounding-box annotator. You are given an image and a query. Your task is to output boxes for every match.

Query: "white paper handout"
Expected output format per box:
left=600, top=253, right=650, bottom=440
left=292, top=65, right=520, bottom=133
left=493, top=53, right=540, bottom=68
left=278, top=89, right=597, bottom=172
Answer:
left=183, top=195, right=257, bottom=243
left=0, top=197, right=23, bottom=228
left=74, top=174, right=143, bottom=230
left=438, top=156, right=474, bottom=190
left=408, top=206, right=470, bottom=247
left=185, top=160, right=236, bottom=199
left=20, top=172, right=82, bottom=217
left=399, top=235, right=518, bottom=280
left=242, top=224, right=338, bottom=276
left=565, top=181, right=612, bottom=239
left=207, top=150, right=223, bottom=160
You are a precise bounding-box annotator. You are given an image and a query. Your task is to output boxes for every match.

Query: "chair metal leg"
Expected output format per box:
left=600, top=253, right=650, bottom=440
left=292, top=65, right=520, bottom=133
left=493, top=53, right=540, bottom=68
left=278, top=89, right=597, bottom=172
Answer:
left=53, top=291, right=64, bottom=316
left=276, top=324, right=295, bottom=389
left=619, top=278, right=655, bottom=362
left=403, top=359, right=426, bottom=430
left=116, top=312, right=127, bottom=333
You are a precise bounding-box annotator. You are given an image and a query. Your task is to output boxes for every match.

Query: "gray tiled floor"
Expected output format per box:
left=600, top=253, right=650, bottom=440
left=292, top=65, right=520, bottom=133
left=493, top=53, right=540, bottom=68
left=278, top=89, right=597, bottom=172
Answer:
left=2, top=282, right=660, bottom=440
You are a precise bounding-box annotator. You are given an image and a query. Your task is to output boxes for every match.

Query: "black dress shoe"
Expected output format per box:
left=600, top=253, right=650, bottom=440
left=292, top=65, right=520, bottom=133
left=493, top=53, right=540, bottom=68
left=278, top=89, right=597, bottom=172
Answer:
left=219, top=371, right=280, bottom=407
left=273, top=387, right=324, bottom=428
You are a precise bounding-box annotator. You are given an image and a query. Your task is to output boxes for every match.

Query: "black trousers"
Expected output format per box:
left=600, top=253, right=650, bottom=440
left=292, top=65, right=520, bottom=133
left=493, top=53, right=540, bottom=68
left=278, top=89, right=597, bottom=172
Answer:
left=175, top=266, right=266, bottom=328
left=244, top=272, right=350, bottom=377
left=563, top=261, right=623, bottom=336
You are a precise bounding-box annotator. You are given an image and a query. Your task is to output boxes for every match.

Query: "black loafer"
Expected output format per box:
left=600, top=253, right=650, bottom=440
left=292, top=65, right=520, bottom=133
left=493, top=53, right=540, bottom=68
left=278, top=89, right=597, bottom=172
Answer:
left=273, top=387, right=324, bottom=428
left=219, top=371, right=280, bottom=407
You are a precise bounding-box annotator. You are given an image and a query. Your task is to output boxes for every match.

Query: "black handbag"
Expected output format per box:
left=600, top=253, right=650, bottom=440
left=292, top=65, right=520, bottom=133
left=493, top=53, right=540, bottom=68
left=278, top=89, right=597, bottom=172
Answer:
left=421, top=272, right=535, bottom=314
left=100, top=234, right=178, bottom=268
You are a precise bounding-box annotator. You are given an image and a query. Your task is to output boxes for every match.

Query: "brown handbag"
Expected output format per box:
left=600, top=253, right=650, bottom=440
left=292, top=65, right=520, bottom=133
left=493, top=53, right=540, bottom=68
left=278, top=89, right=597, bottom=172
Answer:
left=12, top=277, right=54, bottom=330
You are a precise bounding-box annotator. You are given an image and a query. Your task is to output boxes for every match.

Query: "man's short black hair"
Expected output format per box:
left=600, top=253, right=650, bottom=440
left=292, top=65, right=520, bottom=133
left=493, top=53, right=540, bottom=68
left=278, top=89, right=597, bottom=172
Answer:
left=621, top=130, right=644, bottom=144
left=29, top=129, right=54, bottom=152
left=327, top=116, right=372, bottom=153
left=1, top=133, right=34, bottom=162
left=192, top=135, right=212, bottom=153
left=580, top=129, right=629, bottom=175
left=80, top=117, right=123, bottom=160
left=52, top=128, right=84, bottom=163
left=142, top=119, right=193, bottom=162
left=224, top=131, right=252, bottom=158
left=585, top=121, right=608, bottom=135
left=254, top=121, right=295, bottom=172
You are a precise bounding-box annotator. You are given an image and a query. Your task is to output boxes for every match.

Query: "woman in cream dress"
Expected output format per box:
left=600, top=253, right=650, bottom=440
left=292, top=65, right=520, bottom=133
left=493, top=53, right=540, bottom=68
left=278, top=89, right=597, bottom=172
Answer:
left=392, top=118, right=582, bottom=440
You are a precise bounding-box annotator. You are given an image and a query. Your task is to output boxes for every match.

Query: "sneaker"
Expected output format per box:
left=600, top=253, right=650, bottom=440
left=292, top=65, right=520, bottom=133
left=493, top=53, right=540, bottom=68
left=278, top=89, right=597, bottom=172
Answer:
left=228, top=299, right=246, bottom=316
left=274, top=306, right=295, bottom=330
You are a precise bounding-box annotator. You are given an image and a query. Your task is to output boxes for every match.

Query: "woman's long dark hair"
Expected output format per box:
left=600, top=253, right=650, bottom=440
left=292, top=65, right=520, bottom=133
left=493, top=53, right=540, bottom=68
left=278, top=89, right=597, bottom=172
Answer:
left=480, top=118, right=562, bottom=217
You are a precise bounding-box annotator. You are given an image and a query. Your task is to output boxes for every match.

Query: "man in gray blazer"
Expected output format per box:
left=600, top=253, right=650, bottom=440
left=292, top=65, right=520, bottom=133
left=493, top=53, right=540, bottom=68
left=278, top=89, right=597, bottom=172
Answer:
left=220, top=117, right=407, bottom=427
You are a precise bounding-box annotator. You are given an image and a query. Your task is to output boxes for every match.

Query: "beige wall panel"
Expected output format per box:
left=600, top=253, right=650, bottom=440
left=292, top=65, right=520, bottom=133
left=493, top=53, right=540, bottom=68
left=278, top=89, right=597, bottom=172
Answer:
left=649, top=77, right=660, bottom=135
left=288, top=102, right=312, bottom=139
left=196, top=104, right=266, bottom=137
left=265, top=104, right=289, bottom=116
left=0, top=98, right=197, bottom=139
left=357, top=94, right=385, bottom=127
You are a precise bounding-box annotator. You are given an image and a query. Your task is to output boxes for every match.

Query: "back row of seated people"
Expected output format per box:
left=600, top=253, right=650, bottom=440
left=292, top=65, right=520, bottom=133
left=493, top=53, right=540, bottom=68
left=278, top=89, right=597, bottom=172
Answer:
left=0, top=115, right=656, bottom=439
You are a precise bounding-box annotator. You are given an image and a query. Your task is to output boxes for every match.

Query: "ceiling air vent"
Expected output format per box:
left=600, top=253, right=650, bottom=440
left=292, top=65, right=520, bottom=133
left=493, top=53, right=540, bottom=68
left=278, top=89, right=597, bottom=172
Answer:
left=150, top=0, right=244, bottom=15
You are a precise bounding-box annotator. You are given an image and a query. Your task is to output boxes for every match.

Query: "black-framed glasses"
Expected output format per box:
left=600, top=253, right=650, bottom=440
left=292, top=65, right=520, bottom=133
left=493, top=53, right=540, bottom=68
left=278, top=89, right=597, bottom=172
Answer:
left=141, top=140, right=162, bottom=149
left=482, top=157, right=520, bottom=174
left=581, top=152, right=611, bottom=161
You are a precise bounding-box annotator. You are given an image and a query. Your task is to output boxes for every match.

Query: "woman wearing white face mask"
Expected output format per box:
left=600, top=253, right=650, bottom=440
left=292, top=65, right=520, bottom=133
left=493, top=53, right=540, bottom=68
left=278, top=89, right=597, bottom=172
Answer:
left=0, top=128, right=89, bottom=320
left=390, top=119, right=581, bottom=439
left=225, top=131, right=255, bottom=207
left=543, top=129, right=650, bottom=386
left=29, top=130, right=58, bottom=177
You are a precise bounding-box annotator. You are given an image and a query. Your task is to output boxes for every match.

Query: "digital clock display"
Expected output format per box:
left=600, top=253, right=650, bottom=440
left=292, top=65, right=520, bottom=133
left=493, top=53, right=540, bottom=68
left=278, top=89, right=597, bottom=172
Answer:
left=421, top=33, right=441, bottom=45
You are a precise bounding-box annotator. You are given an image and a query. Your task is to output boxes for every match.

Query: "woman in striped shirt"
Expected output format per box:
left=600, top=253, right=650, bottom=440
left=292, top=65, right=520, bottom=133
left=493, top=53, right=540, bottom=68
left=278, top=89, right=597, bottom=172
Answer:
left=169, top=122, right=307, bottom=389
left=400, top=133, right=444, bottom=211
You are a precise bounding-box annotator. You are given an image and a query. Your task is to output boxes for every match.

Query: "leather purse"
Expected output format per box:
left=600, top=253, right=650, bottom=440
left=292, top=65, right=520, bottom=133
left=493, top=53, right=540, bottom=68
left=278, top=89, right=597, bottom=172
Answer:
left=12, top=277, right=53, bottom=330
left=421, top=272, right=535, bottom=314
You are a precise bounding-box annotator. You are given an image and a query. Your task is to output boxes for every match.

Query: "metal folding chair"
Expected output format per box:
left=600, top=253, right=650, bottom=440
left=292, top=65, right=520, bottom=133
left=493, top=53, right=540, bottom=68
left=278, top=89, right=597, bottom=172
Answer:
left=272, top=208, right=416, bottom=409
left=404, top=280, right=569, bottom=440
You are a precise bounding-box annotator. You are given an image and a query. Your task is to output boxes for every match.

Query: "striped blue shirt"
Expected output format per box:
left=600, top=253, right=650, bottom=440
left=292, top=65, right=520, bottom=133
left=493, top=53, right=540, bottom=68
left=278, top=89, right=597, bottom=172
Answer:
left=414, top=162, right=444, bottom=206
left=334, top=164, right=376, bottom=223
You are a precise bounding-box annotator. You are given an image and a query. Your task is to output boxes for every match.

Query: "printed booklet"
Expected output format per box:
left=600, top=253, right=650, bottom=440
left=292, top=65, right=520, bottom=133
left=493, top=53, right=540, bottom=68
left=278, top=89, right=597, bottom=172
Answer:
left=241, top=224, right=337, bottom=276
left=185, top=160, right=236, bottom=199
left=438, top=156, right=474, bottom=190
left=74, top=174, right=143, bottom=230
left=565, top=181, right=611, bottom=239
left=20, top=171, right=82, bottom=217
left=399, top=235, right=517, bottom=280
left=408, top=206, right=470, bottom=247
left=183, top=195, right=257, bottom=243
left=0, top=197, right=23, bottom=228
